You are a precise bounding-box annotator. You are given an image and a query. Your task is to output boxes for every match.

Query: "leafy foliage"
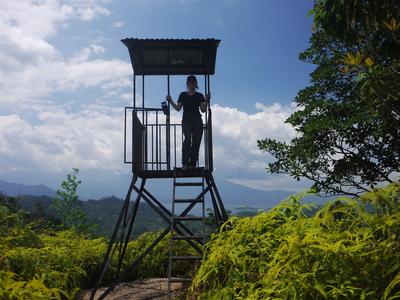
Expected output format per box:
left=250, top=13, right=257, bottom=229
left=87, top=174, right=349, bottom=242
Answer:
left=51, top=168, right=93, bottom=233
left=0, top=270, right=76, bottom=300
left=190, top=184, right=400, bottom=299
left=0, top=192, right=194, bottom=297
left=258, top=0, right=400, bottom=195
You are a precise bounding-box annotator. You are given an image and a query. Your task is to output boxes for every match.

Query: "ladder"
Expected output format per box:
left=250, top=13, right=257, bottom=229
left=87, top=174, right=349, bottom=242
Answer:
left=167, top=167, right=206, bottom=298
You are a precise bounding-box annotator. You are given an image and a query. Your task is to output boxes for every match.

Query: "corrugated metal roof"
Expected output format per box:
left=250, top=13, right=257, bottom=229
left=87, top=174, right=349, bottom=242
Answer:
left=121, top=38, right=220, bottom=75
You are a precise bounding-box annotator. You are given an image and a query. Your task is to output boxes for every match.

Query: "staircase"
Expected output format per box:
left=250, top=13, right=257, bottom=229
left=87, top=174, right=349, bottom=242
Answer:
left=167, top=167, right=206, bottom=298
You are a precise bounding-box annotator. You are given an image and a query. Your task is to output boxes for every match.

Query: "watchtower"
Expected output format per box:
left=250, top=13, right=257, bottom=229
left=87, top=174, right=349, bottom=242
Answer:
left=90, top=39, right=228, bottom=299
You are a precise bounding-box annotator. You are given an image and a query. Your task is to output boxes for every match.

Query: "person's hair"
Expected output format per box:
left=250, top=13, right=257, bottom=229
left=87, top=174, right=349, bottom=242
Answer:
left=186, top=75, right=198, bottom=89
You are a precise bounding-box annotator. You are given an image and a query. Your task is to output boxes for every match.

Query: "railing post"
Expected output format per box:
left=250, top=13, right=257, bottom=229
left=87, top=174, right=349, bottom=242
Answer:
left=124, top=107, right=127, bottom=164
left=133, top=73, right=136, bottom=109
left=142, top=75, right=145, bottom=125
left=125, top=110, right=145, bottom=175
left=208, top=109, right=213, bottom=171
left=166, top=75, right=171, bottom=170
left=207, top=75, right=213, bottom=171
left=131, top=109, right=136, bottom=173
left=145, top=110, right=148, bottom=170
left=132, top=73, right=136, bottom=174
left=155, top=111, right=159, bottom=170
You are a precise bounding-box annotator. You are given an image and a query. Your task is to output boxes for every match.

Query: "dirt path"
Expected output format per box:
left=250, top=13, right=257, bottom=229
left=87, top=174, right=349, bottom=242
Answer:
left=80, top=278, right=187, bottom=300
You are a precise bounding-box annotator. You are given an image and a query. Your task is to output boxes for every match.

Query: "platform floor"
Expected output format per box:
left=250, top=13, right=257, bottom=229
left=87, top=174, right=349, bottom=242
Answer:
left=136, top=167, right=211, bottom=178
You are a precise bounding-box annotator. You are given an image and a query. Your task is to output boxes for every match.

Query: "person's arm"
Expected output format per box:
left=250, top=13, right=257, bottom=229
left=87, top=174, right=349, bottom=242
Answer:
left=166, top=95, right=182, bottom=111
left=200, top=93, right=210, bottom=113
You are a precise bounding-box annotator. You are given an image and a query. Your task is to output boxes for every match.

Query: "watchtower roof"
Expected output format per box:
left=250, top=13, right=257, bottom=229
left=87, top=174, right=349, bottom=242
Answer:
left=121, top=38, right=220, bottom=75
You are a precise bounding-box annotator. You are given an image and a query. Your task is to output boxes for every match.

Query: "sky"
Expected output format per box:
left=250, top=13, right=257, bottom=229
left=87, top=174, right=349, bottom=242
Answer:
left=0, top=0, right=316, bottom=199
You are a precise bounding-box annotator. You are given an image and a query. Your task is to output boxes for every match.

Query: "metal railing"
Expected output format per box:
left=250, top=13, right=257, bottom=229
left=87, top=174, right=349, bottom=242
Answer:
left=124, top=106, right=213, bottom=173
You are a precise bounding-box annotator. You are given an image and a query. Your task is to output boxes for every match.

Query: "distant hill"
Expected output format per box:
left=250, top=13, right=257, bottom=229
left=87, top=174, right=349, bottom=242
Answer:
left=18, top=194, right=166, bottom=238
left=218, top=180, right=293, bottom=210
left=1, top=177, right=328, bottom=238
left=83, top=196, right=166, bottom=238
left=0, top=180, right=56, bottom=197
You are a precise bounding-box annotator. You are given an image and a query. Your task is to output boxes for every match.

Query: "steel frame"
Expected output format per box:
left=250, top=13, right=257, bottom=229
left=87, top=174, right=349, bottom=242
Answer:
left=89, top=172, right=227, bottom=300
left=91, top=49, right=224, bottom=298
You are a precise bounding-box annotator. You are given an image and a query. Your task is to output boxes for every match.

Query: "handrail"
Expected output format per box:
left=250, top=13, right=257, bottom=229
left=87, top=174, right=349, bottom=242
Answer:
left=124, top=106, right=213, bottom=173
left=125, top=107, right=163, bottom=112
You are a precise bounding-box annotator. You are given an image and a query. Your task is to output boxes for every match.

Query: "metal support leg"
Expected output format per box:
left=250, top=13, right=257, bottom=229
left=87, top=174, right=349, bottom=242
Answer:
left=89, top=175, right=138, bottom=300
left=91, top=172, right=227, bottom=300
left=209, top=174, right=228, bottom=222
left=97, top=228, right=171, bottom=300
left=115, top=179, right=146, bottom=278
left=206, top=177, right=223, bottom=227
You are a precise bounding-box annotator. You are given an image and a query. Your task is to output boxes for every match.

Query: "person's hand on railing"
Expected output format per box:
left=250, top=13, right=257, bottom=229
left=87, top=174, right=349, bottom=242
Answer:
left=166, top=95, right=182, bottom=112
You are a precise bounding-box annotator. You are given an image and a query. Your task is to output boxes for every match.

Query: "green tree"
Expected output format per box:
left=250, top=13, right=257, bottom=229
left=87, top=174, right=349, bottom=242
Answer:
left=258, top=0, right=400, bottom=196
left=52, top=168, right=90, bottom=232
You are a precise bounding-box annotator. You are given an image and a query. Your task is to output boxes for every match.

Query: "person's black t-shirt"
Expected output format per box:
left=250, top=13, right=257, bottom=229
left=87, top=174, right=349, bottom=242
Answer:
left=178, top=92, right=204, bottom=120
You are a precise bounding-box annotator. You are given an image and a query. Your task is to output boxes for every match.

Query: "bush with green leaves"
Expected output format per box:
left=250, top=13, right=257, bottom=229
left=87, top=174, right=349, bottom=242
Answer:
left=1, top=189, right=199, bottom=298
left=0, top=270, right=77, bottom=300
left=3, top=230, right=107, bottom=291
left=1, top=214, right=194, bottom=296
left=190, top=183, right=400, bottom=299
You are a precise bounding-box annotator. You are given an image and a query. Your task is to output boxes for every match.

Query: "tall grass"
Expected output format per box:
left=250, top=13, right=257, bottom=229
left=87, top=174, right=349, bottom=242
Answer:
left=191, top=184, right=400, bottom=299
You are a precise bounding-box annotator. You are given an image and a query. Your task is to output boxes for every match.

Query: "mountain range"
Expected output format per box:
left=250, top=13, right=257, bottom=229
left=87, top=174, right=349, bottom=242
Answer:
left=0, top=179, right=56, bottom=197
left=1, top=178, right=329, bottom=238
left=0, top=178, right=323, bottom=213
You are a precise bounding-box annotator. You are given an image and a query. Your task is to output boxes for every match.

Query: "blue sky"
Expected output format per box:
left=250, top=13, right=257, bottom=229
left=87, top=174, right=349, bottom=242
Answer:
left=0, top=0, right=315, bottom=199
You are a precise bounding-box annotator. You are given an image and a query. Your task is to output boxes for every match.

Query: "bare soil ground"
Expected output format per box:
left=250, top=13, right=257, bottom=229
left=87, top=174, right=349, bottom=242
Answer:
left=80, top=278, right=188, bottom=300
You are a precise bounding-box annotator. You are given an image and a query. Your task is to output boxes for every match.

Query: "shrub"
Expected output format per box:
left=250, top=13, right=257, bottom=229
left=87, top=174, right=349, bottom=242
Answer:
left=0, top=192, right=196, bottom=296
left=0, top=270, right=77, bottom=300
left=1, top=225, right=195, bottom=295
left=191, top=184, right=400, bottom=299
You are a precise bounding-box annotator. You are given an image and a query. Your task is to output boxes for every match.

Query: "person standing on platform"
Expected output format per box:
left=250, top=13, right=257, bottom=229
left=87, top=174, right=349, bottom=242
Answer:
left=166, top=75, right=209, bottom=169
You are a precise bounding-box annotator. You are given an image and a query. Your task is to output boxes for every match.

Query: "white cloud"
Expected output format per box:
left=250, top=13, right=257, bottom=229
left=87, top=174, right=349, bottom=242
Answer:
left=54, top=59, right=131, bottom=90
left=212, top=102, right=295, bottom=163
left=69, top=47, right=93, bottom=63
left=208, top=102, right=307, bottom=190
left=0, top=102, right=304, bottom=191
left=0, top=105, right=124, bottom=173
left=0, top=1, right=73, bottom=40
left=226, top=177, right=308, bottom=192
left=112, top=21, right=124, bottom=28
left=91, top=44, right=106, bottom=55
left=72, top=3, right=110, bottom=21
left=0, top=57, right=131, bottom=108
left=0, top=0, right=127, bottom=108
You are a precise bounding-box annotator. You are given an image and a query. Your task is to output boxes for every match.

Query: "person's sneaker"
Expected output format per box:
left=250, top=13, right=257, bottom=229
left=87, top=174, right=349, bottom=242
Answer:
left=182, top=164, right=189, bottom=170
left=188, top=165, right=196, bottom=169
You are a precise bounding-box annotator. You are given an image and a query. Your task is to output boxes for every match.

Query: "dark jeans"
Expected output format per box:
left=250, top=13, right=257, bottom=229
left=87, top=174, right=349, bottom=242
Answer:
left=182, top=117, right=203, bottom=166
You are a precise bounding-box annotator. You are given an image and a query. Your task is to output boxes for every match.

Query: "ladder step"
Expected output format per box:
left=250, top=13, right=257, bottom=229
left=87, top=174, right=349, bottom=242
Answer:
left=169, top=277, right=192, bottom=283
left=172, top=235, right=204, bottom=240
left=173, top=216, right=203, bottom=221
left=174, top=182, right=203, bottom=186
left=174, top=198, right=203, bottom=203
left=171, top=256, right=202, bottom=260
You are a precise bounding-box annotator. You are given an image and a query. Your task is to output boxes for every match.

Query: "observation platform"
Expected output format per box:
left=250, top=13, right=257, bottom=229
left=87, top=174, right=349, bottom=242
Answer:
left=90, top=38, right=225, bottom=300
